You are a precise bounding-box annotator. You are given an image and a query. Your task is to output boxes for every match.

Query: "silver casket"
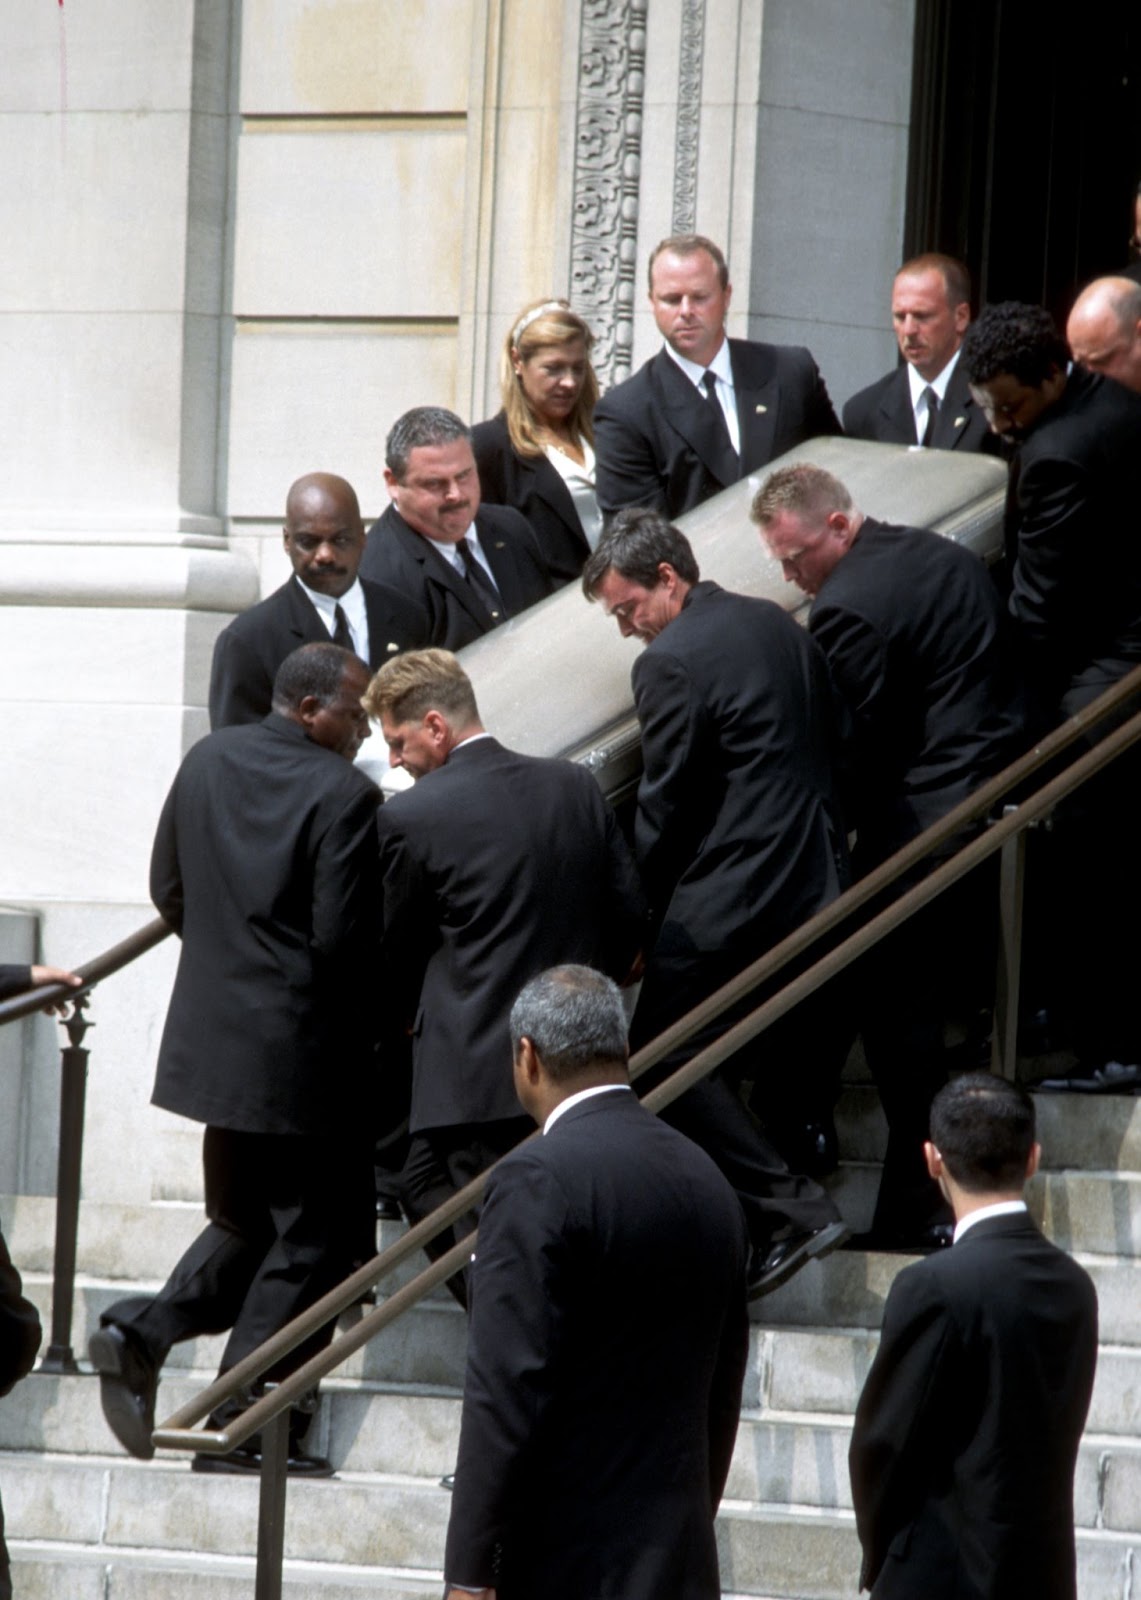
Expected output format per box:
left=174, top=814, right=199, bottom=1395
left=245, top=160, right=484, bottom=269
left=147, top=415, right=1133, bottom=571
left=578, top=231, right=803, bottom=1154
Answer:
left=375, top=437, right=1009, bottom=803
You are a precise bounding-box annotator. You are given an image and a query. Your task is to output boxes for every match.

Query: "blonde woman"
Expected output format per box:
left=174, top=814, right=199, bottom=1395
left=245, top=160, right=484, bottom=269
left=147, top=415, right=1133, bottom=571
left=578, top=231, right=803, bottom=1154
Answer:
left=472, top=298, right=602, bottom=586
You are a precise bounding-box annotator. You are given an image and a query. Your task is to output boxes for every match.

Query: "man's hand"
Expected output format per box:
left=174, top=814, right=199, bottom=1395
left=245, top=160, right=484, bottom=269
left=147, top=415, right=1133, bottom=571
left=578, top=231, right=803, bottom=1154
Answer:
left=29, top=965, right=83, bottom=1016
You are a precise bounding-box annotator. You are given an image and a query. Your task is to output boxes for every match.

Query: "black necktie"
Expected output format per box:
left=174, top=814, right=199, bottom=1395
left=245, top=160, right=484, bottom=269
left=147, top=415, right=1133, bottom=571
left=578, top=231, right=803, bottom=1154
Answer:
left=456, top=538, right=504, bottom=626
left=921, top=386, right=939, bottom=447
left=702, top=370, right=738, bottom=463
left=332, top=603, right=354, bottom=650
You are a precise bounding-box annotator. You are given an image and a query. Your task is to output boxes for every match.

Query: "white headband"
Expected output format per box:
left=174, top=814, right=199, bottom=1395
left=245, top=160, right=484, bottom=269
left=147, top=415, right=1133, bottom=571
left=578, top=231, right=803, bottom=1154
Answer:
left=511, top=300, right=574, bottom=346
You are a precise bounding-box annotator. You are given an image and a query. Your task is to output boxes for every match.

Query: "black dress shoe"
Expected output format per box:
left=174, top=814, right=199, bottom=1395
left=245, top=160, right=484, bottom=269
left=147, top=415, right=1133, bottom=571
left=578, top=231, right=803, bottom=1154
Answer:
left=375, top=1195, right=403, bottom=1222
left=88, top=1324, right=158, bottom=1460
left=747, top=1219, right=850, bottom=1299
left=191, top=1442, right=335, bottom=1477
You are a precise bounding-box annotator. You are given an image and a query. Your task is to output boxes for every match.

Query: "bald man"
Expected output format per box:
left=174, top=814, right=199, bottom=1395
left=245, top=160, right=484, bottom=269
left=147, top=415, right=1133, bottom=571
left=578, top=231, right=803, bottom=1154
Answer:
left=1066, top=276, right=1141, bottom=394
left=209, top=472, right=430, bottom=728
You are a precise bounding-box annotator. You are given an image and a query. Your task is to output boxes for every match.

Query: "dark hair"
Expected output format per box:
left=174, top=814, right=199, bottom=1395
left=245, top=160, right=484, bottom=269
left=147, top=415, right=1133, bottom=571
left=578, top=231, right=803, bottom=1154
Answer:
left=272, top=642, right=362, bottom=711
left=581, top=507, right=700, bottom=598
left=509, top=966, right=629, bottom=1081
left=929, top=1072, right=1036, bottom=1193
left=385, top=407, right=471, bottom=479
left=648, top=234, right=729, bottom=292
left=959, top=302, right=1070, bottom=387
left=896, top=252, right=971, bottom=309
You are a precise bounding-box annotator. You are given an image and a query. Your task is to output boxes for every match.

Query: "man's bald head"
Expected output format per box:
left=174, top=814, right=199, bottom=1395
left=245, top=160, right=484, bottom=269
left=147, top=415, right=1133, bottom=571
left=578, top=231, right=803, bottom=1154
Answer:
left=1066, top=277, right=1141, bottom=394
left=282, top=472, right=367, bottom=598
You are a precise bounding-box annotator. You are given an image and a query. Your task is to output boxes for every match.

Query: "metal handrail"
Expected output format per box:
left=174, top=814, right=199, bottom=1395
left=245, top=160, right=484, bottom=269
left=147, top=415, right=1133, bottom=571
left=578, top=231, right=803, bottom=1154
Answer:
left=0, top=916, right=172, bottom=1025
left=153, top=659, right=1141, bottom=1457
left=0, top=915, right=173, bottom=1369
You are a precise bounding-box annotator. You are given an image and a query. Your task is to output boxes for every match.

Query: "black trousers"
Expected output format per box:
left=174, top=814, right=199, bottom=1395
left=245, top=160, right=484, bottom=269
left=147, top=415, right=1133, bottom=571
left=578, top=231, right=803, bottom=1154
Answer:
left=631, top=952, right=843, bottom=1252
left=103, top=1126, right=372, bottom=1425
left=400, top=1117, right=533, bottom=1309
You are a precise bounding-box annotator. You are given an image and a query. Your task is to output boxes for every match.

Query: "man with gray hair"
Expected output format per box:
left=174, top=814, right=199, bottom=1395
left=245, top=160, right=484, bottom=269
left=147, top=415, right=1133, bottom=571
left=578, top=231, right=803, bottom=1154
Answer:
left=360, top=405, right=552, bottom=648
left=443, top=965, right=748, bottom=1600
left=1066, top=275, right=1141, bottom=393
left=583, top=507, right=850, bottom=1294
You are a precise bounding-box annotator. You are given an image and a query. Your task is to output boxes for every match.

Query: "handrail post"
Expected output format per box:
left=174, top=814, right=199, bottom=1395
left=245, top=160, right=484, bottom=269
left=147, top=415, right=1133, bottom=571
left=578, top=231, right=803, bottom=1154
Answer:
left=991, top=817, right=1027, bottom=1083
left=254, top=1407, right=290, bottom=1600
left=40, top=994, right=93, bottom=1374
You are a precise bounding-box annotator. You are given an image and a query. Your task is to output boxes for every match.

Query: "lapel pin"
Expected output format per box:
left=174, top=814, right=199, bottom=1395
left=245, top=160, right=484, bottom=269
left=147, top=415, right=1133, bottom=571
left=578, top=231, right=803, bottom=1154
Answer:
left=494, top=541, right=506, bottom=549
left=954, top=416, right=966, bottom=428
left=386, top=641, right=399, bottom=653
left=756, top=404, right=768, bottom=414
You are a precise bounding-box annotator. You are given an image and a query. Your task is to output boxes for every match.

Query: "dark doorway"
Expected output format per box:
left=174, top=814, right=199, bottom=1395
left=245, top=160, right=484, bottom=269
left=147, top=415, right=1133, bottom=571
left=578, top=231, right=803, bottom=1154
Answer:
left=905, top=1, right=1141, bottom=322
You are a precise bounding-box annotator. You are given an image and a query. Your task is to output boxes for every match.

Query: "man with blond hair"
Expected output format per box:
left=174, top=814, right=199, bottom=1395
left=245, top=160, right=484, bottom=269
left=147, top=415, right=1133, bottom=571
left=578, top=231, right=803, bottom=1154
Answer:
left=754, top=464, right=1026, bottom=1247
left=365, top=650, right=644, bottom=1302
left=594, top=233, right=839, bottom=519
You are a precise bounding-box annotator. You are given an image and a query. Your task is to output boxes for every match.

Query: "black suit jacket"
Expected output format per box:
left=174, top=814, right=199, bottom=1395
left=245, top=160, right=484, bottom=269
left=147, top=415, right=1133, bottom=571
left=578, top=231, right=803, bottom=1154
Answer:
left=150, top=713, right=382, bottom=1136
left=1004, top=365, right=1141, bottom=718
left=444, top=1088, right=749, bottom=1599
left=207, top=574, right=430, bottom=729
left=594, top=339, right=841, bottom=519
left=631, top=582, right=847, bottom=964
left=850, top=1212, right=1098, bottom=1600
left=842, top=359, right=997, bottom=454
left=375, top=738, right=645, bottom=1132
left=472, top=411, right=592, bottom=586
left=359, top=503, right=553, bottom=651
left=808, top=519, right=1027, bottom=868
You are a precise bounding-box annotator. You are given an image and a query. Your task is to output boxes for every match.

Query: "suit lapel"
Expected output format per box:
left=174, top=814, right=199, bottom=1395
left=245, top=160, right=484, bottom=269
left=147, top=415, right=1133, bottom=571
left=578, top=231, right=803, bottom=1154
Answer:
left=654, top=351, right=741, bottom=488
left=934, top=363, right=978, bottom=450
left=395, top=514, right=494, bottom=630
left=879, top=368, right=919, bottom=444
left=524, top=454, right=586, bottom=546
left=283, top=576, right=329, bottom=645
left=731, top=341, right=782, bottom=473
left=477, top=512, right=522, bottom=618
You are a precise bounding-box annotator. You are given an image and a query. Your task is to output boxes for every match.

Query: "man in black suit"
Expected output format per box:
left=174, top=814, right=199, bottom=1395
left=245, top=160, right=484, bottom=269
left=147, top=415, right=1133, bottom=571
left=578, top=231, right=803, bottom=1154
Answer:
left=1066, top=275, right=1141, bottom=394
left=754, top=463, right=1028, bottom=1245
left=89, top=643, right=382, bottom=1475
left=360, top=407, right=553, bottom=649
left=209, top=472, right=430, bottom=727
left=593, top=233, right=840, bottom=520
left=850, top=1073, right=1098, bottom=1599
left=842, top=254, right=996, bottom=453
left=443, top=965, right=748, bottom=1600
left=961, top=302, right=1141, bottom=1078
left=583, top=510, right=850, bottom=1294
left=363, top=650, right=645, bottom=1304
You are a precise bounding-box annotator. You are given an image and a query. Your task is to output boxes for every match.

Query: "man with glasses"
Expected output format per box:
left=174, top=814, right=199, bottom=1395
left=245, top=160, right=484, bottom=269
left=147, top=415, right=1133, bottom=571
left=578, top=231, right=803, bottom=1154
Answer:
left=209, top=471, right=429, bottom=728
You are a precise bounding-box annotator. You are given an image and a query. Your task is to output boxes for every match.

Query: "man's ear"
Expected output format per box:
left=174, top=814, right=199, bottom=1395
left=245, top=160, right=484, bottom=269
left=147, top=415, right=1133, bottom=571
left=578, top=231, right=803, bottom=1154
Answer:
left=297, top=693, right=322, bottom=730
left=1025, top=1142, right=1041, bottom=1181
left=515, top=1036, right=542, bottom=1092
left=923, top=1141, right=944, bottom=1182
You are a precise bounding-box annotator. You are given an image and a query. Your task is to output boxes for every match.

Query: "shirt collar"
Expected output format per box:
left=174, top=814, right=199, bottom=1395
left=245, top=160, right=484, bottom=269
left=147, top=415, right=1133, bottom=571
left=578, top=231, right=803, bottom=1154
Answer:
left=421, top=523, right=480, bottom=570
left=907, top=346, right=961, bottom=407
left=295, top=573, right=365, bottom=625
left=953, top=1197, right=1027, bottom=1244
left=543, top=1082, right=631, bottom=1135
left=664, top=335, right=734, bottom=391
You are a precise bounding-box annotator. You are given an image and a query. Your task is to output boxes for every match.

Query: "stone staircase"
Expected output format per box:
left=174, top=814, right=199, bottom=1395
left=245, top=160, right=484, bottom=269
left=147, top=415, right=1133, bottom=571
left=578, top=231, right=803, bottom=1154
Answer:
left=0, top=1087, right=1137, bottom=1599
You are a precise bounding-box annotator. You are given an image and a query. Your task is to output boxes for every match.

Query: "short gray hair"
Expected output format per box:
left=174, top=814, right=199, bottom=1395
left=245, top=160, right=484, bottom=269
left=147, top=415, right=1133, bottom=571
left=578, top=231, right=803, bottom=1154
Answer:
left=509, top=966, right=628, bottom=1081
left=385, top=406, right=470, bottom=479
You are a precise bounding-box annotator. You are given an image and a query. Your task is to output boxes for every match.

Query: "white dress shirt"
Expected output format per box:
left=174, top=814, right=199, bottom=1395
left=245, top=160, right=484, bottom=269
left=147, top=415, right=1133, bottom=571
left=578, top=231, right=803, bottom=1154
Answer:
left=422, top=523, right=500, bottom=591
left=907, top=348, right=962, bottom=446
left=296, top=575, right=370, bottom=662
left=952, top=1197, right=1027, bottom=1244
left=664, top=337, right=741, bottom=455
left=542, top=1082, right=632, bottom=1135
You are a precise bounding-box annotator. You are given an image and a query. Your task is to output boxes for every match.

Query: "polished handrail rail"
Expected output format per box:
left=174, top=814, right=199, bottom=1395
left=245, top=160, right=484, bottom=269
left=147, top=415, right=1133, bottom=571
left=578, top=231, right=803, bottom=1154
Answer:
left=0, top=916, right=172, bottom=1025
left=153, top=661, right=1141, bottom=1455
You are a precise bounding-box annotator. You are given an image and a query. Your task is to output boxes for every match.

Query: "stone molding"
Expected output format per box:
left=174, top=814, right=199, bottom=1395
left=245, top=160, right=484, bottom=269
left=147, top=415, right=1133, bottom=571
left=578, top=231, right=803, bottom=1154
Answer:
left=569, top=0, right=647, bottom=385
left=673, top=0, right=706, bottom=232
left=0, top=546, right=258, bottom=612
